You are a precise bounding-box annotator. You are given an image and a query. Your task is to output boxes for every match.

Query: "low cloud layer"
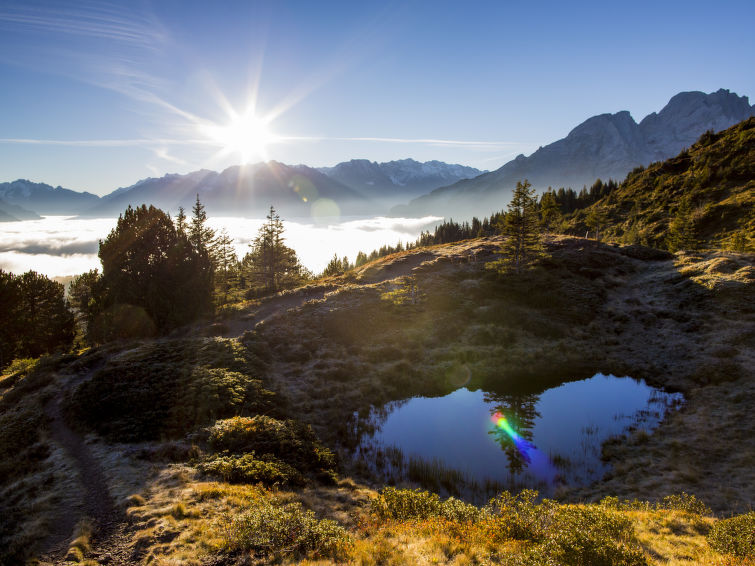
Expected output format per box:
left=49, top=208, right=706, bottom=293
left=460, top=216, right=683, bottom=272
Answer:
left=0, top=214, right=444, bottom=278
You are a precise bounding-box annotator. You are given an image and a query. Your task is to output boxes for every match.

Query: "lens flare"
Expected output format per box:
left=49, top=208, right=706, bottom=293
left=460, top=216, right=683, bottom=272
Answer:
left=491, top=411, right=534, bottom=463
left=490, top=411, right=560, bottom=484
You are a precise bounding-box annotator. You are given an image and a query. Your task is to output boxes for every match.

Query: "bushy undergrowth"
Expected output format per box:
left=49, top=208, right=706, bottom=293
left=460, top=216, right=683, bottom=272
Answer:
left=370, top=487, right=481, bottom=522
left=370, top=488, right=647, bottom=565
left=599, top=492, right=712, bottom=515
left=222, top=500, right=350, bottom=560
left=198, top=453, right=304, bottom=486
left=68, top=339, right=276, bottom=441
left=707, top=512, right=755, bottom=557
left=206, top=416, right=336, bottom=477
left=542, top=506, right=647, bottom=566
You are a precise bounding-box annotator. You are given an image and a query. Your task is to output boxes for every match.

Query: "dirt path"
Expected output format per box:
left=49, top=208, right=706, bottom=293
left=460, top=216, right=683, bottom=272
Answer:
left=40, top=379, right=131, bottom=564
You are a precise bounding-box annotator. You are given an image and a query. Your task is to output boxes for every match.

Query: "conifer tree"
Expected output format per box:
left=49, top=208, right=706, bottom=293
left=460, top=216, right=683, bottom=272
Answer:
left=176, top=206, right=187, bottom=235
left=539, top=189, right=561, bottom=233
left=666, top=197, right=698, bottom=252
left=493, top=180, right=542, bottom=273
left=586, top=206, right=608, bottom=241
left=246, top=206, right=303, bottom=293
left=189, top=194, right=216, bottom=255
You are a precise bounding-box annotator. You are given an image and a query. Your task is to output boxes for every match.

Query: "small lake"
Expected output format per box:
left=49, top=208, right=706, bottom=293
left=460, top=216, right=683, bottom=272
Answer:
left=354, top=374, right=683, bottom=501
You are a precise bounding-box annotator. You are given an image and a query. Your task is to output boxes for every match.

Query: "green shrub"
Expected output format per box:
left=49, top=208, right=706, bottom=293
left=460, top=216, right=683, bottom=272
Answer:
left=198, top=453, right=304, bottom=486
left=206, top=416, right=336, bottom=473
left=707, top=512, right=755, bottom=557
left=599, top=493, right=711, bottom=516
left=544, top=506, right=648, bottom=566
left=224, top=500, right=350, bottom=559
left=657, top=493, right=711, bottom=515
left=370, top=487, right=481, bottom=522
left=68, top=340, right=276, bottom=442
left=485, top=489, right=557, bottom=541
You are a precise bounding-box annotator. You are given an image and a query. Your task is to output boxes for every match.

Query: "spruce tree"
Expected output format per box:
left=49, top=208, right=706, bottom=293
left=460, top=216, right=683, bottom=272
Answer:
left=666, top=198, right=698, bottom=252
left=539, top=189, right=561, bottom=233
left=493, top=180, right=542, bottom=273
left=176, top=206, right=187, bottom=235
left=247, top=206, right=303, bottom=293
left=189, top=194, right=216, bottom=255
left=586, top=206, right=608, bottom=241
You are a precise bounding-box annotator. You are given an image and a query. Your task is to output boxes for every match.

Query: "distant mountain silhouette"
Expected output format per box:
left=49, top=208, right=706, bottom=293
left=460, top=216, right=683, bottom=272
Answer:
left=394, top=89, right=755, bottom=219
left=318, top=158, right=484, bottom=208
left=0, top=180, right=99, bottom=216
left=0, top=197, right=40, bottom=222
left=84, top=161, right=371, bottom=219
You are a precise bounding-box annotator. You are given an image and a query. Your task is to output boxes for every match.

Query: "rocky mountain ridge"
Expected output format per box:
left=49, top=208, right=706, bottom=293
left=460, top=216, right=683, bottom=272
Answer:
left=394, top=89, right=755, bottom=219
left=317, top=158, right=484, bottom=206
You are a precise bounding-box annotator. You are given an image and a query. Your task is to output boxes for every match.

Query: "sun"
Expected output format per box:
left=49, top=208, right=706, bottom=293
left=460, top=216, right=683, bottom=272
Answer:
left=202, top=109, right=276, bottom=164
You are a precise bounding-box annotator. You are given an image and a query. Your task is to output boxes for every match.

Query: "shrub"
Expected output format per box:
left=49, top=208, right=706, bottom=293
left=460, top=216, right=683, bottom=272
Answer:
left=223, top=500, right=350, bottom=560
left=657, top=493, right=711, bottom=515
left=599, top=493, right=711, bottom=516
left=485, top=489, right=557, bottom=541
left=370, top=487, right=481, bottom=522
left=198, top=453, right=304, bottom=486
left=206, top=416, right=336, bottom=473
left=68, top=341, right=276, bottom=441
left=707, top=512, right=755, bottom=557
left=543, top=506, right=648, bottom=566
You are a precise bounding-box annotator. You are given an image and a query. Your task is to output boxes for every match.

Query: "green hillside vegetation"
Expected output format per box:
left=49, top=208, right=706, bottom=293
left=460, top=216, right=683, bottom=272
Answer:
left=563, top=117, right=755, bottom=250
left=1, top=230, right=753, bottom=564
left=0, top=120, right=753, bottom=565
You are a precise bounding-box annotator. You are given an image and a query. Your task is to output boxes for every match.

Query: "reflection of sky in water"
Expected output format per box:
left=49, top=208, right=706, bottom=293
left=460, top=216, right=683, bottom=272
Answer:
left=363, top=374, right=683, bottom=491
left=0, top=214, right=441, bottom=277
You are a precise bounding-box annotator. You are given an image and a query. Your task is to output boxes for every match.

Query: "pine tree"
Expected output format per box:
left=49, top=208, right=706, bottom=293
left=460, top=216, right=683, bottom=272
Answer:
left=666, top=198, right=698, bottom=252
left=539, top=189, right=561, bottom=233
left=493, top=180, right=543, bottom=274
left=585, top=206, right=608, bottom=241
left=247, top=206, right=303, bottom=293
left=189, top=194, right=216, bottom=255
left=214, top=229, right=237, bottom=303
left=176, top=206, right=187, bottom=235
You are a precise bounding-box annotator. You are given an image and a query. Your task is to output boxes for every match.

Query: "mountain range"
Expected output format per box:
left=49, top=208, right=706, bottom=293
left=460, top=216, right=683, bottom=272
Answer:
left=0, top=159, right=483, bottom=221
left=317, top=159, right=484, bottom=206
left=1, top=88, right=752, bottom=222
left=393, top=89, right=755, bottom=219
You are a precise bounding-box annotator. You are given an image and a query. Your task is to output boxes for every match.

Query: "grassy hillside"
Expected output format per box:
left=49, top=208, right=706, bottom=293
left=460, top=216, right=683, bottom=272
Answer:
left=565, top=117, right=755, bottom=249
left=1, top=236, right=753, bottom=565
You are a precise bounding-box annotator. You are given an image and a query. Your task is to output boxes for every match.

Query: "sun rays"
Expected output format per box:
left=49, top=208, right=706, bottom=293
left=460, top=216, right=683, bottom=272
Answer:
left=200, top=108, right=277, bottom=164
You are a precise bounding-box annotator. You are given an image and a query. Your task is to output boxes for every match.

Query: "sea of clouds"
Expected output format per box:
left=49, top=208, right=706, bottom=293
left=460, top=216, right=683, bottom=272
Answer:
left=0, top=215, right=443, bottom=279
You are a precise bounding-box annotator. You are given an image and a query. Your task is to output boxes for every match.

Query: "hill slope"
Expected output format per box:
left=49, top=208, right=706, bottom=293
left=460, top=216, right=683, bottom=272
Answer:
left=1, top=236, right=753, bottom=564
left=565, top=117, right=755, bottom=248
left=395, top=89, right=755, bottom=219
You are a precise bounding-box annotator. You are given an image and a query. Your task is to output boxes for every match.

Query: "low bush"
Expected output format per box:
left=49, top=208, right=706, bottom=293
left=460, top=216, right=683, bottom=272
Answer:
left=198, top=453, right=304, bottom=486
left=707, top=512, right=755, bottom=557
left=370, top=487, right=481, bottom=522
left=485, top=489, right=557, bottom=541
left=599, top=492, right=711, bottom=515
left=223, top=500, right=350, bottom=560
left=206, top=416, right=336, bottom=474
left=544, top=506, right=648, bottom=566
left=68, top=340, right=276, bottom=441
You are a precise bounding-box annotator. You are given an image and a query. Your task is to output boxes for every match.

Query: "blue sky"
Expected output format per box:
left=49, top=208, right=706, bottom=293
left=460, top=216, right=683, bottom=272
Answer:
left=1, top=0, right=753, bottom=195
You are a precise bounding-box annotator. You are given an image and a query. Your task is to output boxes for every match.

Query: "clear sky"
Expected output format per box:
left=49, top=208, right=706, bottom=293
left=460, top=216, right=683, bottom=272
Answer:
left=1, top=0, right=753, bottom=195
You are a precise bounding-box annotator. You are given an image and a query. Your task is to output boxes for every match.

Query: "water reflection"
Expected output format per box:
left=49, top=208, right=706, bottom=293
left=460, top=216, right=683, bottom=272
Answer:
left=353, top=374, right=684, bottom=502
left=486, top=392, right=540, bottom=475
